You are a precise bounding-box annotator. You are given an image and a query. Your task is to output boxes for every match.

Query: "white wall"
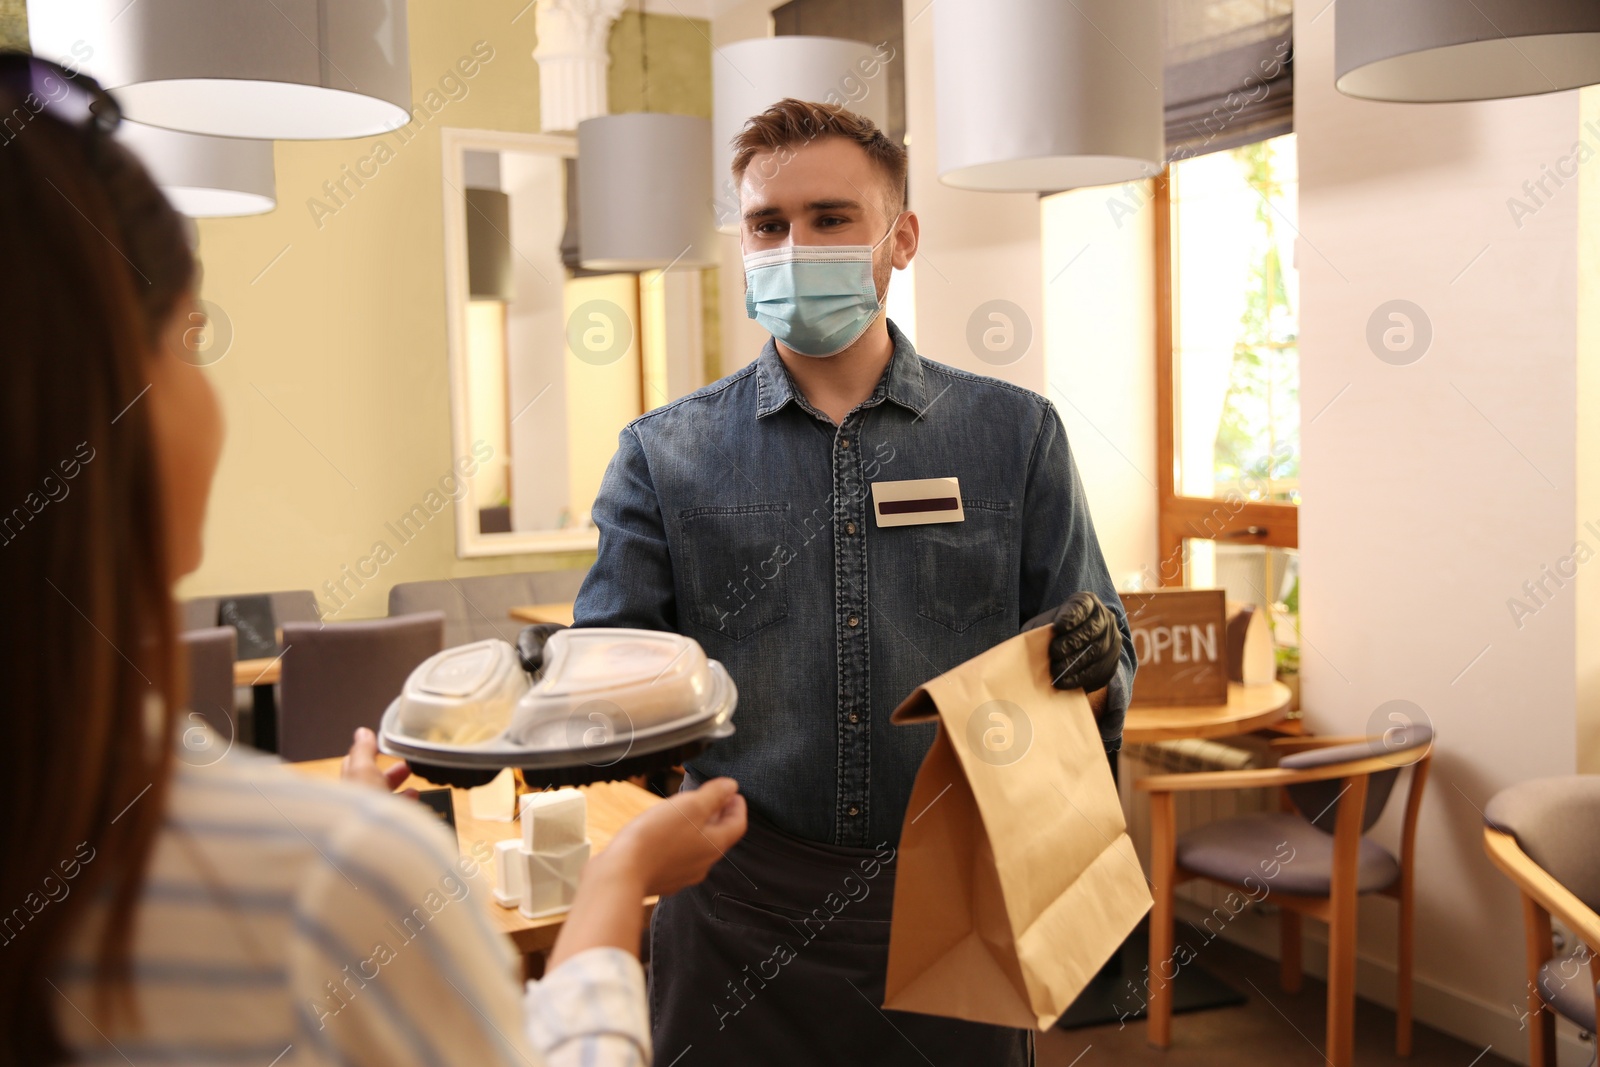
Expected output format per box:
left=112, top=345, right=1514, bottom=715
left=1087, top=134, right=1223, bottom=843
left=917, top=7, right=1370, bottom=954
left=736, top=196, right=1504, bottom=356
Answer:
left=502, top=151, right=571, bottom=532
left=1042, top=185, right=1160, bottom=589
left=901, top=4, right=1045, bottom=393
left=711, top=1, right=776, bottom=372
left=1296, top=6, right=1585, bottom=1062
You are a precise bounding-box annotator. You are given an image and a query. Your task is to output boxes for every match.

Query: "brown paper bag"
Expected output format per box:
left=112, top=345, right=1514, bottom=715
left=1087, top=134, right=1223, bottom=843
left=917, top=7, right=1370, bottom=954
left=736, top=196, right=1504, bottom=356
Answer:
left=883, top=626, right=1153, bottom=1030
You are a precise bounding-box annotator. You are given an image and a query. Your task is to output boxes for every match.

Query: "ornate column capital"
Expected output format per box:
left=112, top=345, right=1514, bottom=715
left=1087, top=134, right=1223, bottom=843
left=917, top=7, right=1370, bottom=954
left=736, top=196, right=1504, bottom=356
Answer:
left=532, top=0, right=628, bottom=133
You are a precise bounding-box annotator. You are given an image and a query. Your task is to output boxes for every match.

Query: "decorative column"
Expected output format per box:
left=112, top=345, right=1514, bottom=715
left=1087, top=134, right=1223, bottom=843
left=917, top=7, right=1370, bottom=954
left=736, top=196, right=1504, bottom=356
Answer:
left=533, top=0, right=627, bottom=133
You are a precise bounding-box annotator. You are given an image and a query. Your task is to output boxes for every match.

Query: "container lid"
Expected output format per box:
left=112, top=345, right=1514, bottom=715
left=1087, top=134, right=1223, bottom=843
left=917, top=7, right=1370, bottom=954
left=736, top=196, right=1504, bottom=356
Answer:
left=507, top=628, right=716, bottom=744
left=378, top=629, right=737, bottom=771
left=392, top=638, right=528, bottom=747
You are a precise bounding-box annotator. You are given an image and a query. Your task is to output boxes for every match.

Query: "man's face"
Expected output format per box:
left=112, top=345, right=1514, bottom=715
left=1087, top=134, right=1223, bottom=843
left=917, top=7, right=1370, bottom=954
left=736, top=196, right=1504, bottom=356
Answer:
left=737, top=135, right=913, bottom=297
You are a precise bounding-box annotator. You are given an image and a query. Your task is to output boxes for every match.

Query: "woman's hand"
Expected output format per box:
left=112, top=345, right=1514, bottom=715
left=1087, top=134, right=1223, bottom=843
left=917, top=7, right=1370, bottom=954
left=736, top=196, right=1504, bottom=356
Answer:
left=599, top=777, right=748, bottom=897
left=546, top=777, right=747, bottom=972
left=340, top=727, right=417, bottom=797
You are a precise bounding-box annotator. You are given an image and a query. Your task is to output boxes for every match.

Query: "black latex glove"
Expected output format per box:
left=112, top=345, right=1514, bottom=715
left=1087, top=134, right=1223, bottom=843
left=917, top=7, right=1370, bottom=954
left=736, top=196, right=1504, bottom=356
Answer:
left=516, top=623, right=568, bottom=677
left=1025, top=591, right=1121, bottom=693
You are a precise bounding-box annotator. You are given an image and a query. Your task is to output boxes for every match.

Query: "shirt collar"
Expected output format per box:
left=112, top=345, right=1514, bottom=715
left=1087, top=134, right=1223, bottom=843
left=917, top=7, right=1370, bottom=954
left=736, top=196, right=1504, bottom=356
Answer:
left=754, top=318, right=928, bottom=420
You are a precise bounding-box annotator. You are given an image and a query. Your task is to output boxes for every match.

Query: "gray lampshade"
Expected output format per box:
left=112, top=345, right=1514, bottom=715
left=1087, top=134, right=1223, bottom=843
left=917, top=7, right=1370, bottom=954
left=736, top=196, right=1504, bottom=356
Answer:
left=26, top=0, right=411, bottom=139
left=933, top=0, right=1163, bottom=192
left=577, top=113, right=717, bottom=272
left=1337, top=0, right=1600, bottom=102
left=117, top=121, right=276, bottom=218
left=712, top=36, right=893, bottom=233
left=465, top=188, right=514, bottom=301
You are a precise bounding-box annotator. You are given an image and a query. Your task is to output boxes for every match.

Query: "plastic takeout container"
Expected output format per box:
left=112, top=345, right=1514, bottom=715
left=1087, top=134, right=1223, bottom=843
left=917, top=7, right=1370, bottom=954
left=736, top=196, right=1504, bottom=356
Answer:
left=378, top=628, right=736, bottom=782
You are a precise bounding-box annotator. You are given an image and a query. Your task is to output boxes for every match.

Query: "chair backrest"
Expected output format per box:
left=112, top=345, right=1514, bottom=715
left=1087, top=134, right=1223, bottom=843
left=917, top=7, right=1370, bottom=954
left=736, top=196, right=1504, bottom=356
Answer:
left=181, top=589, right=320, bottom=633
left=1485, top=775, right=1600, bottom=913
left=276, top=611, right=444, bottom=762
left=1281, top=725, right=1433, bottom=833
left=179, top=626, right=238, bottom=741
left=387, top=570, right=588, bottom=648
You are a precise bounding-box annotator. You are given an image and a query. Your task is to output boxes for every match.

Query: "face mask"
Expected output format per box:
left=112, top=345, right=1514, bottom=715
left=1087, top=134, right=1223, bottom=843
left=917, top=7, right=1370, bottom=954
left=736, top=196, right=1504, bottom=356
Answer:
left=743, top=219, right=899, bottom=358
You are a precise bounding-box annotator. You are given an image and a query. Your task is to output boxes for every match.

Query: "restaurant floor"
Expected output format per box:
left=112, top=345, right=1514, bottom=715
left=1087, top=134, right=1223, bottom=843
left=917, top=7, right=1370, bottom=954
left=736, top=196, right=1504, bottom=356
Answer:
left=1037, top=937, right=1522, bottom=1067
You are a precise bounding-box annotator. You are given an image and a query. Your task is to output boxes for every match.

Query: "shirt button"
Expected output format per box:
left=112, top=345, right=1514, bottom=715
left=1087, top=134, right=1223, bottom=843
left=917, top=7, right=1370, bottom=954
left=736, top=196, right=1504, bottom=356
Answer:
left=846, top=522, right=856, bottom=535
left=840, top=438, right=851, bottom=449
left=848, top=806, right=860, bottom=816
left=849, top=713, right=860, bottom=723
left=847, top=615, right=860, bottom=628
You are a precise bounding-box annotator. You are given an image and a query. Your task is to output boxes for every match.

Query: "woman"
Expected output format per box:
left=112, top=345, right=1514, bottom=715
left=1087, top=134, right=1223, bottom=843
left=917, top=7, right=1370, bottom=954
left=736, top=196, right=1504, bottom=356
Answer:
left=0, top=53, right=746, bottom=1067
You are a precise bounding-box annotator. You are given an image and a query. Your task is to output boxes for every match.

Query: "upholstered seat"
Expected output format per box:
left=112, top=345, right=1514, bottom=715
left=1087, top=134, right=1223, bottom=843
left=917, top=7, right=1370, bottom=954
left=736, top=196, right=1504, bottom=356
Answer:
left=388, top=570, right=588, bottom=648
left=1536, top=956, right=1597, bottom=1031
left=277, top=611, right=444, bottom=762
left=1482, top=774, right=1600, bottom=1063
left=1139, top=724, right=1432, bottom=1067
left=1177, top=812, right=1401, bottom=896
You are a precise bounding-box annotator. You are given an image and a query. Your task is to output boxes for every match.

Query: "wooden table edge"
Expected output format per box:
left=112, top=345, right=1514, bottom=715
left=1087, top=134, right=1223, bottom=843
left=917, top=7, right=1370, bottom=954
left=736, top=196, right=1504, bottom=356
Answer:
left=1121, top=680, right=1293, bottom=744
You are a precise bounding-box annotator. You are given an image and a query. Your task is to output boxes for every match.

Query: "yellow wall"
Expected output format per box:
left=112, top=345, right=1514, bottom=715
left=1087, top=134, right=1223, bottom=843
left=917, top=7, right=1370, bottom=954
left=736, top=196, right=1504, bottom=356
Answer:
left=0, top=0, right=24, bottom=51
left=562, top=273, right=643, bottom=526
left=162, top=3, right=709, bottom=618
left=464, top=300, right=510, bottom=510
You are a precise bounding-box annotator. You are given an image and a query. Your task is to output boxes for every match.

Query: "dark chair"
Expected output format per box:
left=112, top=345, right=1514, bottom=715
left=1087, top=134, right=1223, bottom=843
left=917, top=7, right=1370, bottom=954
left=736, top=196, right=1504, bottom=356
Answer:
left=1483, top=776, right=1600, bottom=1065
left=276, top=611, right=444, bottom=762
left=179, top=626, right=237, bottom=741
left=181, top=589, right=320, bottom=633
left=387, top=570, right=588, bottom=648
left=478, top=505, right=512, bottom=534
left=1139, top=726, right=1433, bottom=1067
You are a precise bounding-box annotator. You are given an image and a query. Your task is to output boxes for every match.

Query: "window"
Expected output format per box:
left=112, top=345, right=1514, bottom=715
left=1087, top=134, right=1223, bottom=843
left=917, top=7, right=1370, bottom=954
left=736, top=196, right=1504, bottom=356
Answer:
left=1156, top=133, right=1300, bottom=608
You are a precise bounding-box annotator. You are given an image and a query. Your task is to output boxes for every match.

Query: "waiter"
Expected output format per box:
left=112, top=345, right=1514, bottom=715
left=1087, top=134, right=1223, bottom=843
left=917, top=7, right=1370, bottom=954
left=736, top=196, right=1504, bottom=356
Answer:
left=570, top=99, right=1136, bottom=1067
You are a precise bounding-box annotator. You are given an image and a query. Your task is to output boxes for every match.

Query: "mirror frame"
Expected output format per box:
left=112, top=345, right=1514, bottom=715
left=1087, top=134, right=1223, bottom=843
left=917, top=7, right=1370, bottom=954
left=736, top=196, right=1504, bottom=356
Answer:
left=440, top=126, right=599, bottom=558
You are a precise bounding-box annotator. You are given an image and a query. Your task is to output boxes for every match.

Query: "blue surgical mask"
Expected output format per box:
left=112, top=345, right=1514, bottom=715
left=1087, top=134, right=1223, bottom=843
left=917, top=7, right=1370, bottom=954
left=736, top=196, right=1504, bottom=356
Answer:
left=743, top=221, right=899, bottom=358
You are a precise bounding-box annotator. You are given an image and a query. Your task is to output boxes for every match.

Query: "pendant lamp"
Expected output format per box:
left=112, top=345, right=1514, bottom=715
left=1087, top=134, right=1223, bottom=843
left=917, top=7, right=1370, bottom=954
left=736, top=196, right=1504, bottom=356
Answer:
left=933, top=0, right=1163, bottom=192
left=577, top=112, right=716, bottom=271
left=117, top=122, right=277, bottom=217
left=1336, top=0, right=1600, bottom=102
left=711, top=36, right=893, bottom=233
left=464, top=150, right=514, bottom=301
left=27, top=5, right=279, bottom=216
left=26, top=0, right=411, bottom=140
left=575, top=7, right=715, bottom=271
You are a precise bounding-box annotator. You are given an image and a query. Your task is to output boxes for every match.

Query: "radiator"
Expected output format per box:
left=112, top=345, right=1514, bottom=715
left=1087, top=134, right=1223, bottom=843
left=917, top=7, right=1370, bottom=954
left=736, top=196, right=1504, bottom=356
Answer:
left=1120, top=736, right=1277, bottom=910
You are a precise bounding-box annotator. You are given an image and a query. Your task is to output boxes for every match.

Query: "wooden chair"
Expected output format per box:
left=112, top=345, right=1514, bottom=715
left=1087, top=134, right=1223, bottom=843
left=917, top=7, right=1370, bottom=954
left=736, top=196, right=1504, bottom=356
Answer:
left=1137, top=726, right=1432, bottom=1067
left=1482, top=776, right=1600, bottom=1066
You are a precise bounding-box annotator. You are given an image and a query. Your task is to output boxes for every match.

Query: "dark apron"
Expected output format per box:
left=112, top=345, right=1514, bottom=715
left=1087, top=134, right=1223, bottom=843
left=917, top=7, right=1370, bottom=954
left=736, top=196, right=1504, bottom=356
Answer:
left=647, top=779, right=1033, bottom=1067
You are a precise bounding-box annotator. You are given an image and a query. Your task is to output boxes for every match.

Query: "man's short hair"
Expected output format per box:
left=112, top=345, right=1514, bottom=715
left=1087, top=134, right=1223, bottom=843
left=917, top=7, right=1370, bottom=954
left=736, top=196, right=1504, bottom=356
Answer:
left=730, top=98, right=907, bottom=216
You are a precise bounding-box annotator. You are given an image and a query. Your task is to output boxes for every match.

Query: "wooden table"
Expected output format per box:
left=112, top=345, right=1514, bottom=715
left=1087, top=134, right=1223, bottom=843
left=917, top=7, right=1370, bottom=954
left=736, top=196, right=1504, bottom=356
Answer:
left=508, top=602, right=576, bottom=627
left=290, top=756, right=662, bottom=955
left=234, top=655, right=283, bottom=687
left=1122, top=681, right=1295, bottom=745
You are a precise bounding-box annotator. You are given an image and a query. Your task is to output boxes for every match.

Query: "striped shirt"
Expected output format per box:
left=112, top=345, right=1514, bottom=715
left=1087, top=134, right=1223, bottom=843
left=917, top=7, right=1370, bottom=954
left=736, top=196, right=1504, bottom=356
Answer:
left=51, top=737, right=651, bottom=1066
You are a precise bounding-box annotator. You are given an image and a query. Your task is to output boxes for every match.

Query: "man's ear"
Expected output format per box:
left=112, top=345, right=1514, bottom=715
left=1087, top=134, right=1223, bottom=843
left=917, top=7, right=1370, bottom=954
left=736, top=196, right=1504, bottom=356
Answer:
left=891, top=210, right=919, bottom=270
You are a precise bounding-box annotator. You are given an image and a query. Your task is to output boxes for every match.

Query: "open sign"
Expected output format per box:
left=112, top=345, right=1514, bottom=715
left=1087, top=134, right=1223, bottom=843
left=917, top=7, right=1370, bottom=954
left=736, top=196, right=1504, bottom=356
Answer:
left=1120, top=589, right=1229, bottom=706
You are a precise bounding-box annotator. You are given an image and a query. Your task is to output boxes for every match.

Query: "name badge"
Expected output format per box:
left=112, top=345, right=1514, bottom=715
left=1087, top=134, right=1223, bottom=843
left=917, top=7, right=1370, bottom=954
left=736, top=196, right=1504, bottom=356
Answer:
left=871, top=477, right=965, bottom=528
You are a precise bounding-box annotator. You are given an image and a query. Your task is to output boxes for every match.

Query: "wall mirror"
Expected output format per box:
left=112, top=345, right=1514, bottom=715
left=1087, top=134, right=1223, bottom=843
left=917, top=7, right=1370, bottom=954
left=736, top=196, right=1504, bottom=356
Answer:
left=440, top=127, right=709, bottom=558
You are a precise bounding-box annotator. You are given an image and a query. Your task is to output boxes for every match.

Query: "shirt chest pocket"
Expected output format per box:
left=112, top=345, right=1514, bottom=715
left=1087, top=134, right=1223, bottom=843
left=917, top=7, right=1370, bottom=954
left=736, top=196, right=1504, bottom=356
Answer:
left=914, top=500, right=1016, bottom=634
left=678, top=503, right=792, bottom=641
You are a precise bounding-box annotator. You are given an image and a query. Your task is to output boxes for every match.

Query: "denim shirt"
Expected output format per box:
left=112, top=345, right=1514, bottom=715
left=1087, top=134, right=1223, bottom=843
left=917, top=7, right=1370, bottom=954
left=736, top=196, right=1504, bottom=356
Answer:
left=573, top=320, right=1135, bottom=847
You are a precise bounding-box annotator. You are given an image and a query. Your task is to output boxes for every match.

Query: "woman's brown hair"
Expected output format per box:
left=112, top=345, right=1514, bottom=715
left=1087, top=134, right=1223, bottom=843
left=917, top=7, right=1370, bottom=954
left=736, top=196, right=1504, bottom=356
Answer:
left=0, top=71, right=196, bottom=1065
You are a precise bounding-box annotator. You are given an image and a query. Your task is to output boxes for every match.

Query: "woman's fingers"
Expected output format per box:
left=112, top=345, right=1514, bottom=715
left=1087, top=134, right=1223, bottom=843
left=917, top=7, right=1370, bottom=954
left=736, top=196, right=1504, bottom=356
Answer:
left=704, top=793, right=748, bottom=852
left=382, top=760, right=412, bottom=791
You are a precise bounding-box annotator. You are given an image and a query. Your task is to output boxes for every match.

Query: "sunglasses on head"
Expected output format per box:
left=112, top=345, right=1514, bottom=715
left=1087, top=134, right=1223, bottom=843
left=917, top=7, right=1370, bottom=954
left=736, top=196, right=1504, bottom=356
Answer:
left=0, top=50, right=123, bottom=144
